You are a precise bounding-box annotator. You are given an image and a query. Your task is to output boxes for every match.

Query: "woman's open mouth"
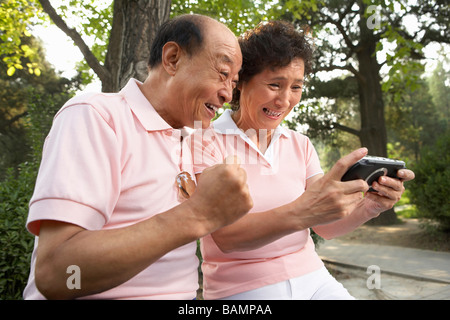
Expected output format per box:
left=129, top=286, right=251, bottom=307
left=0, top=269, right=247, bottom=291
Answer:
left=263, top=107, right=282, bottom=119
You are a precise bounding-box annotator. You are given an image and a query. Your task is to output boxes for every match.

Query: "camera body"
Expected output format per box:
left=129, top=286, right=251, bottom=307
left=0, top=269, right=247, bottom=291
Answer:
left=341, top=156, right=405, bottom=192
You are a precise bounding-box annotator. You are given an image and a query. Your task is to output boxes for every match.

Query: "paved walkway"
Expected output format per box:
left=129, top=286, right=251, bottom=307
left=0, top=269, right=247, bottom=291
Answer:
left=316, top=239, right=450, bottom=299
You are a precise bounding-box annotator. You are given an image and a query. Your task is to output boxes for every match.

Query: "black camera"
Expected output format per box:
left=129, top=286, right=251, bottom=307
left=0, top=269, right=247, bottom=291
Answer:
left=341, top=156, right=405, bottom=192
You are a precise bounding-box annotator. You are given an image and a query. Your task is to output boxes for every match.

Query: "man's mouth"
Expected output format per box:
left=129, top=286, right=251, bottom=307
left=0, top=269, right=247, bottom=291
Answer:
left=263, top=107, right=282, bottom=119
left=205, top=103, right=219, bottom=116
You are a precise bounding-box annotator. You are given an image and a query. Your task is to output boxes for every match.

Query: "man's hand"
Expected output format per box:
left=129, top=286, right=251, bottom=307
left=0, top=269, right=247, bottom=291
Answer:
left=190, top=155, right=253, bottom=236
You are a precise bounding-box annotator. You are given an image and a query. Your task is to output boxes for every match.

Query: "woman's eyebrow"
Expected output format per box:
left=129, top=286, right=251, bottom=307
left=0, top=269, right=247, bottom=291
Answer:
left=269, top=76, right=304, bottom=83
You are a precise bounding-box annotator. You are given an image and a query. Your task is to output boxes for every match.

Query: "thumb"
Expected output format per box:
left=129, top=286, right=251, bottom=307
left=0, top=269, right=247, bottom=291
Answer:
left=223, top=155, right=241, bottom=166
left=328, top=147, right=368, bottom=180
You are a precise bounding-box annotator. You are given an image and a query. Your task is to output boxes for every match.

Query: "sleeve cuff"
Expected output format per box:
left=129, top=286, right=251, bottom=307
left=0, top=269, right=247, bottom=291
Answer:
left=27, top=198, right=107, bottom=236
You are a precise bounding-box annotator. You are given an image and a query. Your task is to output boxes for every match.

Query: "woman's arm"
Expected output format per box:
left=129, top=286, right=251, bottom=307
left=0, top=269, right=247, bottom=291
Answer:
left=206, top=148, right=370, bottom=253
left=312, top=168, right=415, bottom=240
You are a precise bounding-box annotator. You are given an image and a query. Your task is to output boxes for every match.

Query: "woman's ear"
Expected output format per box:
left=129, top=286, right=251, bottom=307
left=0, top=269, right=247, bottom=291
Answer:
left=161, top=41, right=183, bottom=76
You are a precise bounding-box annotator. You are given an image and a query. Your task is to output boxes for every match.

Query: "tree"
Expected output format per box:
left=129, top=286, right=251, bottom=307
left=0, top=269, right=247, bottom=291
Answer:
left=3, top=0, right=281, bottom=92
left=385, top=59, right=448, bottom=163
left=0, top=32, right=79, bottom=179
left=428, top=58, right=450, bottom=123
left=408, top=130, right=450, bottom=232
left=280, top=0, right=449, bottom=224
left=38, top=0, right=171, bottom=92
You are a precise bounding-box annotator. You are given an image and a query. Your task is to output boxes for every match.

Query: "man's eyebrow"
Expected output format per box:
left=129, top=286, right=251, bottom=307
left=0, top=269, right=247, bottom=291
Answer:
left=220, top=54, right=234, bottom=64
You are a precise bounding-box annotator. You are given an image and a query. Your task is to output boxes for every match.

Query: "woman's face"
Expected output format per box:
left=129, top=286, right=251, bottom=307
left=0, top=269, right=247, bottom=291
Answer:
left=234, top=58, right=305, bottom=132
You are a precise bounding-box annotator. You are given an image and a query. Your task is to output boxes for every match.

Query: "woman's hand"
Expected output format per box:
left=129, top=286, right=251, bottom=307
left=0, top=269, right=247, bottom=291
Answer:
left=363, top=169, right=415, bottom=215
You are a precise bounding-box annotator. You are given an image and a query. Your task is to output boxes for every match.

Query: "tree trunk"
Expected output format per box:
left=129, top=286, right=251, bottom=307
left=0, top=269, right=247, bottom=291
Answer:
left=102, top=0, right=172, bottom=92
left=356, top=2, right=398, bottom=225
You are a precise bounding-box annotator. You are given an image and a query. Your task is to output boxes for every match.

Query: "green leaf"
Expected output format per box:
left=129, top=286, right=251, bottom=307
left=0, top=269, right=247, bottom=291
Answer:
left=7, top=66, right=16, bottom=76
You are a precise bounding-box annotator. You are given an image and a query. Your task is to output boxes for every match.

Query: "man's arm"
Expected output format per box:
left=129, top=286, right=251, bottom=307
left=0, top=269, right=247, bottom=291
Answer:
left=35, top=159, right=252, bottom=299
left=36, top=200, right=203, bottom=299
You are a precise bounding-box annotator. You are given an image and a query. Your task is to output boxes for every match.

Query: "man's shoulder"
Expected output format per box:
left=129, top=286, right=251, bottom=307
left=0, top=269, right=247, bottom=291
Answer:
left=56, top=91, right=130, bottom=123
left=62, top=91, right=124, bottom=110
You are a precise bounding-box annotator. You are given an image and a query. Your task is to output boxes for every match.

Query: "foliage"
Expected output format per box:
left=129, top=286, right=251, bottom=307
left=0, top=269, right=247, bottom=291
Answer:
left=0, top=162, right=36, bottom=299
left=0, top=87, right=68, bottom=299
left=278, top=0, right=448, bottom=152
left=0, top=33, right=80, bottom=179
left=385, top=56, right=449, bottom=162
left=0, top=0, right=44, bottom=76
left=408, top=130, right=450, bottom=232
left=56, top=0, right=113, bottom=85
left=171, top=0, right=279, bottom=36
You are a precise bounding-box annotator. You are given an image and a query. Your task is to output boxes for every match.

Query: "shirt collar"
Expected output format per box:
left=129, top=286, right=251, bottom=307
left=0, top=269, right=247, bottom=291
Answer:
left=119, top=79, right=173, bottom=132
left=213, top=109, right=291, bottom=139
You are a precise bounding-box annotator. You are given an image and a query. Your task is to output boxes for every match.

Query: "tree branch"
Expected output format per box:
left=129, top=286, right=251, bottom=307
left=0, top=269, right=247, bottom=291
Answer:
left=315, top=63, right=363, bottom=81
left=332, top=122, right=361, bottom=137
left=38, top=0, right=109, bottom=83
left=3, top=111, right=28, bottom=129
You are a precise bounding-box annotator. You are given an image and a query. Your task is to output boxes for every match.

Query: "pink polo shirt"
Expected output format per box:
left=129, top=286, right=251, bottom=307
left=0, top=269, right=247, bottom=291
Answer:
left=24, top=79, right=198, bottom=300
left=188, top=109, right=325, bottom=300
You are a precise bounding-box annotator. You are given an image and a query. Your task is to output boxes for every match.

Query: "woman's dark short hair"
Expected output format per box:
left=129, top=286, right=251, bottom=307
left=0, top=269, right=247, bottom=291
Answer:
left=148, top=14, right=206, bottom=68
left=231, top=20, right=314, bottom=108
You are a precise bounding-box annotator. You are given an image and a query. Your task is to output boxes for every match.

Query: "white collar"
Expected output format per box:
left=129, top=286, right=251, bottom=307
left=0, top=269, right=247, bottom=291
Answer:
left=213, top=109, right=291, bottom=138
left=212, top=109, right=291, bottom=166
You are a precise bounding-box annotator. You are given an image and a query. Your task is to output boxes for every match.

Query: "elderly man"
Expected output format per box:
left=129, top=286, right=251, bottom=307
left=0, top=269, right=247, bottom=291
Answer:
left=23, top=14, right=252, bottom=300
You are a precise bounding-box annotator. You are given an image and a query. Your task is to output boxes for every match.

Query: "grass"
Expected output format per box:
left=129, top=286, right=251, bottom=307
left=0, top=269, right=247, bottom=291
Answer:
left=394, top=188, right=420, bottom=219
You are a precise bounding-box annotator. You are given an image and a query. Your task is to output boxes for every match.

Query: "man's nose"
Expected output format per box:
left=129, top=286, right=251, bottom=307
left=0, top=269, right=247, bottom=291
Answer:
left=219, top=81, right=234, bottom=104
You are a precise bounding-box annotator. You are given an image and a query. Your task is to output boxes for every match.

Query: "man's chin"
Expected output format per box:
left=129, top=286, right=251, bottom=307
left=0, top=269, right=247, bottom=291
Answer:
left=187, top=119, right=211, bottom=130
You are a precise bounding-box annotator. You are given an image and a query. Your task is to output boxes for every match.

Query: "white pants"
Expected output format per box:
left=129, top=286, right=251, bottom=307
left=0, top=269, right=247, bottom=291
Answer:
left=220, top=267, right=355, bottom=300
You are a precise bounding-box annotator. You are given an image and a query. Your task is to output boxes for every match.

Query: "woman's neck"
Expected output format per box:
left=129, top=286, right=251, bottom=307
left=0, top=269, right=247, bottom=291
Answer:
left=231, top=110, right=274, bottom=153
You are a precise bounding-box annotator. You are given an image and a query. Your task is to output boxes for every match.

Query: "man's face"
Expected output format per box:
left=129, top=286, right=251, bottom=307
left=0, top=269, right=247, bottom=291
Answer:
left=173, top=23, right=242, bottom=129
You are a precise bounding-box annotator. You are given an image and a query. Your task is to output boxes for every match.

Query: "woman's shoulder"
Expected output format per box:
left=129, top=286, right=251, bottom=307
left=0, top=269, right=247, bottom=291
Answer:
left=283, top=127, right=312, bottom=143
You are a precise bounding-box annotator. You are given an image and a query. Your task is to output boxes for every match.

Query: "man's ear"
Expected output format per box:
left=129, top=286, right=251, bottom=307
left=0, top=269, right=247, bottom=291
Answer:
left=161, top=41, right=183, bottom=76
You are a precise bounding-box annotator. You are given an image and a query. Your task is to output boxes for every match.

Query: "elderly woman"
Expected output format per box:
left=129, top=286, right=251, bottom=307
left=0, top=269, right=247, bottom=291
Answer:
left=187, top=20, right=414, bottom=300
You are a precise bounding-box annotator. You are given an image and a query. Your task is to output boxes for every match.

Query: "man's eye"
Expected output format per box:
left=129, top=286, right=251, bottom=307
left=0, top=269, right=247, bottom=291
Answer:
left=221, top=72, right=229, bottom=78
left=269, top=83, right=280, bottom=88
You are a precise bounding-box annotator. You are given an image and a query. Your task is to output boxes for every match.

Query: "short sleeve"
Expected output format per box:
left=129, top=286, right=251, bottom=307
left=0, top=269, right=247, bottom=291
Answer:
left=303, top=135, right=324, bottom=180
left=27, top=104, right=121, bottom=236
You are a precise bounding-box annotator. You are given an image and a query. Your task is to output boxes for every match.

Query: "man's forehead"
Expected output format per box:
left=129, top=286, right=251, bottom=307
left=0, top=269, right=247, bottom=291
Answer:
left=202, top=21, right=242, bottom=66
left=218, top=42, right=242, bottom=63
